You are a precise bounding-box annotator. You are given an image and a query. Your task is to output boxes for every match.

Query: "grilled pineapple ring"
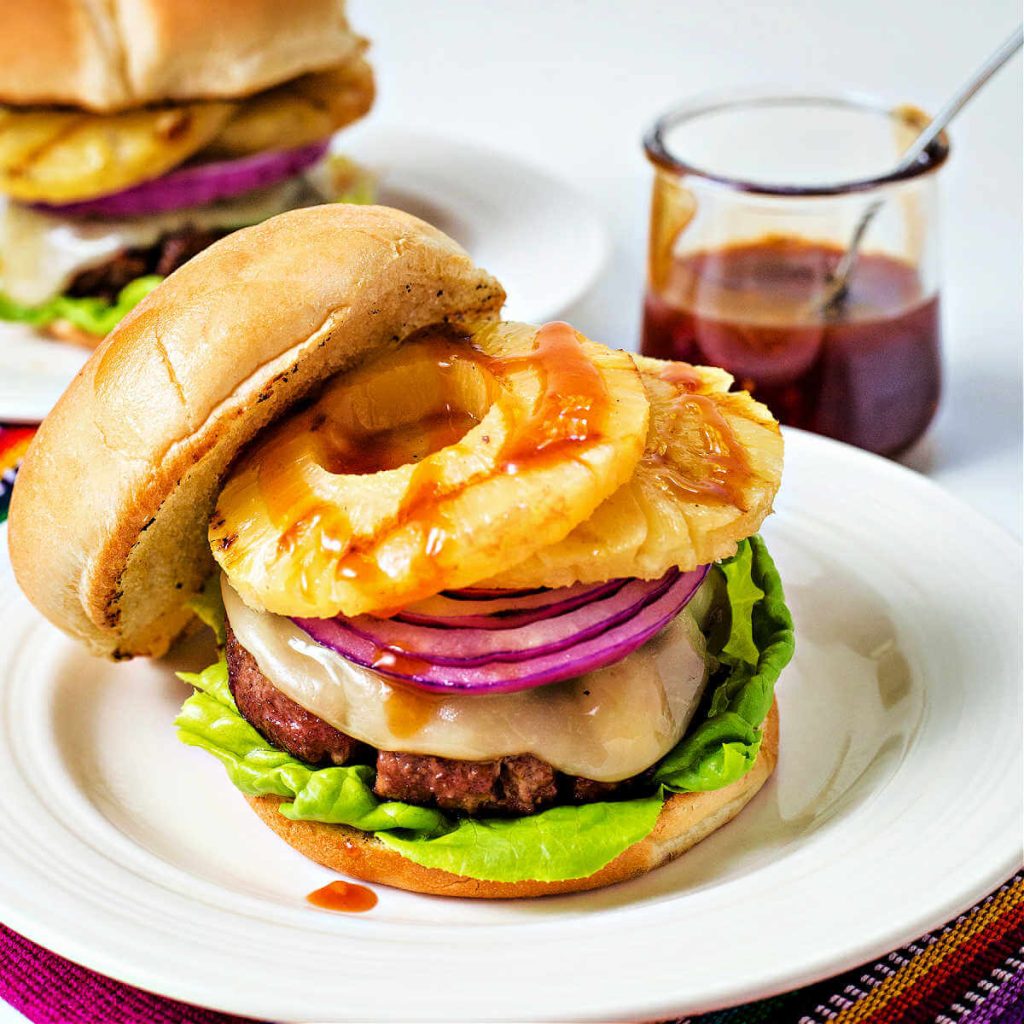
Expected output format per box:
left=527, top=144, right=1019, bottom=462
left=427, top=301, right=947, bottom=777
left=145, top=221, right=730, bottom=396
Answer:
left=205, top=56, right=375, bottom=158
left=0, top=56, right=373, bottom=203
left=210, top=322, right=649, bottom=619
left=484, top=355, right=783, bottom=588
left=0, top=102, right=236, bottom=203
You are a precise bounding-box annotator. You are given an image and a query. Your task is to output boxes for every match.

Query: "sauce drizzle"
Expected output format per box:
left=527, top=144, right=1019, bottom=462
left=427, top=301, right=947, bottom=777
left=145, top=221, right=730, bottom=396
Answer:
left=304, top=323, right=610, bottom=594
left=381, top=679, right=441, bottom=737
left=498, top=320, right=611, bottom=469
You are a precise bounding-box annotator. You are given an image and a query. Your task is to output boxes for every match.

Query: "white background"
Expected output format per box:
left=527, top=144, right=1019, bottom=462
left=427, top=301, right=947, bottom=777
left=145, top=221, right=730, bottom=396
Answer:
left=351, top=0, right=1023, bottom=535
left=0, top=4, right=1018, bottom=1023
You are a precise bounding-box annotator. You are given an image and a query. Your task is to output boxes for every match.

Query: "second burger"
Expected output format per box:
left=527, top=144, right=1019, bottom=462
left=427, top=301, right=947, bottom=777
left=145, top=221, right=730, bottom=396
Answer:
left=0, top=0, right=374, bottom=346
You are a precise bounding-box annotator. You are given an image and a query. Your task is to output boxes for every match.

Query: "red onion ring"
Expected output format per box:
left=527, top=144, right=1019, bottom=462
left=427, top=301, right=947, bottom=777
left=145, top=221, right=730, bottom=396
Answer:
left=294, top=566, right=709, bottom=694
left=444, top=586, right=549, bottom=599
left=359, top=575, right=676, bottom=664
left=31, top=141, right=330, bottom=219
left=395, top=579, right=626, bottom=629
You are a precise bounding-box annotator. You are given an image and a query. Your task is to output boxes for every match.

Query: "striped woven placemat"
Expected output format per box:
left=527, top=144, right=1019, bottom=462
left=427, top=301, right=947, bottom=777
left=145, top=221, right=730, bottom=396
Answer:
left=0, top=426, right=34, bottom=521
left=1, top=424, right=1022, bottom=1024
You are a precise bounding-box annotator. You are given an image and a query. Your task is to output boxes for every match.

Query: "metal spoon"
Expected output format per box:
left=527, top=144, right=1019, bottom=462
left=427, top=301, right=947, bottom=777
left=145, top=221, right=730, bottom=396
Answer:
left=821, top=23, right=1023, bottom=316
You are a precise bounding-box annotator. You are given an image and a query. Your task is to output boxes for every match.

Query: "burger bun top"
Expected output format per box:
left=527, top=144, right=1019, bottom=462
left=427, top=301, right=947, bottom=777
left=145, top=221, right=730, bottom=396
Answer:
left=0, top=0, right=366, bottom=112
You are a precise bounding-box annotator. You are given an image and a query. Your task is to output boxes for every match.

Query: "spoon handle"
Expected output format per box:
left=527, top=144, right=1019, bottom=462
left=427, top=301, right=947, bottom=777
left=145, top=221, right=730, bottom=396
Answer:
left=897, top=24, right=1023, bottom=173
left=821, top=23, right=1023, bottom=316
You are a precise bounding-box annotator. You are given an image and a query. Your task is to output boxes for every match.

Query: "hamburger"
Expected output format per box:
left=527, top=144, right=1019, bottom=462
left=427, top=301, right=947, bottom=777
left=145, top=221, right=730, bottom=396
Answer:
left=8, top=204, right=794, bottom=898
left=0, top=0, right=374, bottom=347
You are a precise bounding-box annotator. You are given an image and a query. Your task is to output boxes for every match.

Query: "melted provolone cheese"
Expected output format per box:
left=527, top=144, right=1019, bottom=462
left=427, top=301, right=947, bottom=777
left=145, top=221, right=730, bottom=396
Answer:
left=223, top=576, right=713, bottom=782
left=0, top=173, right=328, bottom=307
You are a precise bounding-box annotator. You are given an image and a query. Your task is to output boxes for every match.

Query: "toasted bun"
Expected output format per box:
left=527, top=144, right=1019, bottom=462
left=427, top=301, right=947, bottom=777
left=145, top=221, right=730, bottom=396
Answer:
left=0, top=0, right=365, bottom=112
left=246, top=702, right=779, bottom=899
left=8, top=205, right=505, bottom=659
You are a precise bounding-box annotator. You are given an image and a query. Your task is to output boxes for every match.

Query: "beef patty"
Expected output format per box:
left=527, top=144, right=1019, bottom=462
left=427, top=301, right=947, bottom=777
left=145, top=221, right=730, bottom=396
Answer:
left=225, top=623, right=641, bottom=816
left=67, top=227, right=227, bottom=302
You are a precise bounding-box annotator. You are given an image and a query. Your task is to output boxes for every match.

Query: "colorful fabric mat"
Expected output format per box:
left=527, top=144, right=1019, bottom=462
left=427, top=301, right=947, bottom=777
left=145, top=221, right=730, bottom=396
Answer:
left=0, top=425, right=35, bottom=521
left=1, top=424, right=1021, bottom=1024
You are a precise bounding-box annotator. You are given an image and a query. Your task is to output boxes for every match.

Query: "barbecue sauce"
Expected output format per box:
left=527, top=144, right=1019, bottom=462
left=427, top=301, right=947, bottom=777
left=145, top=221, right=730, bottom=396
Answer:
left=654, top=365, right=753, bottom=508
left=497, top=320, right=611, bottom=469
left=642, top=236, right=941, bottom=456
left=306, top=880, right=378, bottom=913
left=382, top=680, right=441, bottom=737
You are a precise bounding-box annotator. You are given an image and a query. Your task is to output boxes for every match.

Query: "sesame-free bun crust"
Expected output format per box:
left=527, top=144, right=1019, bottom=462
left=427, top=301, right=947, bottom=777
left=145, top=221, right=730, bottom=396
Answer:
left=0, top=0, right=364, bottom=112
left=8, top=205, right=504, bottom=659
left=247, top=702, right=779, bottom=899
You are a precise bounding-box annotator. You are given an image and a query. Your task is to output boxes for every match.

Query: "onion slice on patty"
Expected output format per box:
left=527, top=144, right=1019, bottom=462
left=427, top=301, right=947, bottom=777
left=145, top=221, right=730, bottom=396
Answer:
left=31, top=141, right=330, bottom=219
left=395, top=579, right=627, bottom=629
left=294, top=566, right=709, bottom=694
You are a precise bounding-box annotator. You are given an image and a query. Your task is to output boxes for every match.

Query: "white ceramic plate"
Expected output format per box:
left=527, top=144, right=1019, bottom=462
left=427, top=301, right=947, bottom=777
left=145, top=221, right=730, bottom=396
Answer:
left=0, top=125, right=608, bottom=423
left=0, top=326, right=89, bottom=424
left=346, top=125, right=610, bottom=325
left=0, top=429, right=1020, bottom=1023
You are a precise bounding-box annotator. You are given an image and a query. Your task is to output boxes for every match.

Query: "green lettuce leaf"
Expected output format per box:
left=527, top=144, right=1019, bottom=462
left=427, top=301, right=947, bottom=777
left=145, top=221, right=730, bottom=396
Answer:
left=0, top=274, right=162, bottom=335
left=176, top=682, right=447, bottom=832
left=717, top=539, right=765, bottom=665
left=654, top=535, right=794, bottom=792
left=175, top=652, right=233, bottom=708
left=377, top=794, right=665, bottom=882
left=327, top=154, right=378, bottom=206
left=174, top=536, right=793, bottom=881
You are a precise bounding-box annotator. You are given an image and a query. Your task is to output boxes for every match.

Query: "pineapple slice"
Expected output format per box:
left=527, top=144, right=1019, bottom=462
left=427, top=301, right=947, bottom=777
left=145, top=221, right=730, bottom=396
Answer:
left=483, top=355, right=783, bottom=588
left=210, top=322, right=649, bottom=618
left=0, top=53, right=371, bottom=203
left=0, top=102, right=235, bottom=202
left=205, top=56, right=375, bottom=158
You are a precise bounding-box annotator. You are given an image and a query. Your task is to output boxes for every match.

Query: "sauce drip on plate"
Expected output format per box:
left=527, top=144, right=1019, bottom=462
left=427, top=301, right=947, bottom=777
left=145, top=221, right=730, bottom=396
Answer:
left=307, top=880, right=378, bottom=913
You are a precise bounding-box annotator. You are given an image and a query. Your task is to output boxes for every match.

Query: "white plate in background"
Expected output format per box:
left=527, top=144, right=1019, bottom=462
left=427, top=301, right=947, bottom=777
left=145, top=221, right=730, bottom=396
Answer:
left=0, top=428, right=1019, bottom=1022
left=347, top=125, right=610, bottom=325
left=0, top=326, right=89, bottom=424
left=0, top=126, right=608, bottom=424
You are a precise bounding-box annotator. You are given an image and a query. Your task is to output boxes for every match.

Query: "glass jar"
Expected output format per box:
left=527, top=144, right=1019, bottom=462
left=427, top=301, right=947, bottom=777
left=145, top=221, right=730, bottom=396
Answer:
left=641, top=91, right=949, bottom=457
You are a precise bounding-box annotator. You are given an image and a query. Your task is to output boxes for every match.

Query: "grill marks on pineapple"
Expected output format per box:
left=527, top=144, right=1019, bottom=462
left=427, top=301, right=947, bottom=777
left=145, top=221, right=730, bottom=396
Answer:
left=2, top=113, right=90, bottom=181
left=0, top=101, right=234, bottom=202
left=653, top=392, right=754, bottom=511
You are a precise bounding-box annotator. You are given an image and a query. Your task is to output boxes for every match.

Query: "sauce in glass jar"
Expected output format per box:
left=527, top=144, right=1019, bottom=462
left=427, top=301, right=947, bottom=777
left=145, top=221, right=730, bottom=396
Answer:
left=642, top=236, right=941, bottom=456
left=642, top=92, right=949, bottom=457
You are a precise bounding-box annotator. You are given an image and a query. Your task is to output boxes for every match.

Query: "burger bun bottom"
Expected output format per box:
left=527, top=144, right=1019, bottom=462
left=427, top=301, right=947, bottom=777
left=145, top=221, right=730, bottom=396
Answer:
left=246, top=700, right=779, bottom=899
